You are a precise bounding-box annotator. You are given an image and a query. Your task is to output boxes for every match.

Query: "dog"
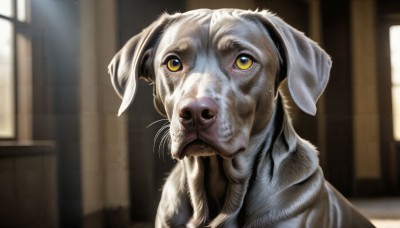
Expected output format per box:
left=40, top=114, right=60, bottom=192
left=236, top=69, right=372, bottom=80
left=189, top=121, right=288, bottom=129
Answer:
left=108, top=9, right=374, bottom=228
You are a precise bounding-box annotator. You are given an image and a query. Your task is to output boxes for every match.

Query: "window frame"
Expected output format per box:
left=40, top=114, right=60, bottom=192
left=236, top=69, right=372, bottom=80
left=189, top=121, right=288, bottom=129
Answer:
left=0, top=0, right=18, bottom=140
left=0, top=0, right=32, bottom=141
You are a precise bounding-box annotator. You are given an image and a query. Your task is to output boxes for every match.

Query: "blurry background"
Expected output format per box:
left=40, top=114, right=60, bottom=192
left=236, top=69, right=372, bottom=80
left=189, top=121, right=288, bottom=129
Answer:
left=0, top=0, right=399, bottom=227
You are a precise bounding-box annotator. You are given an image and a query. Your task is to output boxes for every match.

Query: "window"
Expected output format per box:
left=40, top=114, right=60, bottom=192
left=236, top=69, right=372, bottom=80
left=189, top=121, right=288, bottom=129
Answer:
left=0, top=1, right=15, bottom=138
left=390, top=25, right=400, bottom=141
left=0, top=0, right=28, bottom=139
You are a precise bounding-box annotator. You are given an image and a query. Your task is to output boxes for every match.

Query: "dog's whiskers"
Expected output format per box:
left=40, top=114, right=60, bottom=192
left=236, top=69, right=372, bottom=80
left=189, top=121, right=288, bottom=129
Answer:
left=147, top=118, right=169, bottom=128
left=149, top=119, right=171, bottom=160
left=159, top=130, right=171, bottom=160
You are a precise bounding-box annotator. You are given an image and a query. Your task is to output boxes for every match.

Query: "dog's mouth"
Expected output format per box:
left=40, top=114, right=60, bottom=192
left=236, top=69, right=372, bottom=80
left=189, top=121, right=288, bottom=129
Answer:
left=176, top=137, right=247, bottom=160
left=178, top=139, right=218, bottom=159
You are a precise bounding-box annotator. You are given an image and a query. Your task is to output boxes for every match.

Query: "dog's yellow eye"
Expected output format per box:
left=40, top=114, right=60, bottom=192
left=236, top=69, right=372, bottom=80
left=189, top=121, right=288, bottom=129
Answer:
left=166, top=57, right=182, bottom=72
left=235, top=55, right=253, bottom=70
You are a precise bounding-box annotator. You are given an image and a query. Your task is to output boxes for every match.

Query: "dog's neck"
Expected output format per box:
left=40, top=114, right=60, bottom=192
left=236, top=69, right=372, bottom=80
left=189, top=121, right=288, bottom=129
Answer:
left=182, top=94, right=322, bottom=226
left=181, top=95, right=287, bottom=227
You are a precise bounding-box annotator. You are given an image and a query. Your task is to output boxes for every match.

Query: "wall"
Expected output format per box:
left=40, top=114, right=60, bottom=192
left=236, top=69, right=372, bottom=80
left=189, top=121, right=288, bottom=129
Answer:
left=350, top=0, right=381, bottom=190
left=80, top=0, right=130, bottom=227
left=31, top=1, right=83, bottom=227
left=187, top=0, right=255, bottom=9
left=320, top=0, right=355, bottom=195
left=27, top=0, right=130, bottom=227
left=0, top=142, right=57, bottom=228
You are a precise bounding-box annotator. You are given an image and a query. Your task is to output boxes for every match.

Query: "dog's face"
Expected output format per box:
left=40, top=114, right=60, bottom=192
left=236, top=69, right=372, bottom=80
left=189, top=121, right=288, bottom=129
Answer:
left=152, top=13, right=280, bottom=159
left=108, top=9, right=331, bottom=160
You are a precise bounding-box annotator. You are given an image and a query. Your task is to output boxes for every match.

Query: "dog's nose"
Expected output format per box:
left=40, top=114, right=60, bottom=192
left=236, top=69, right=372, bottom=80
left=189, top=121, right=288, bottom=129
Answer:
left=178, top=98, right=218, bottom=129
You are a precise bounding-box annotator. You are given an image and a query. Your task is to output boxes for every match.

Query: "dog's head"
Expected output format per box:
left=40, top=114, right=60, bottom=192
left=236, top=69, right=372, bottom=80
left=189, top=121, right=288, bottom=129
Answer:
left=108, top=9, right=331, bottom=160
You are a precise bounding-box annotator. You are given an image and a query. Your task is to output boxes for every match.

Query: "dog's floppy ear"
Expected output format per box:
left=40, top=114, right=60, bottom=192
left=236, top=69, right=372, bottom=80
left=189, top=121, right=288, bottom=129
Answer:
left=108, top=14, right=171, bottom=116
left=256, top=11, right=332, bottom=116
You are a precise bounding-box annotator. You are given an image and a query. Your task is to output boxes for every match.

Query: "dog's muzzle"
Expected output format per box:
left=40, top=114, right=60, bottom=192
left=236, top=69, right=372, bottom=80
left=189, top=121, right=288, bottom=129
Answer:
left=173, top=97, right=221, bottom=159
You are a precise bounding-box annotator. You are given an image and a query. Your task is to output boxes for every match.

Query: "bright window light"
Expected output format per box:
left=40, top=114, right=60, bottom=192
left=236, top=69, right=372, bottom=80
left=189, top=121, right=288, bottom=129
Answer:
left=0, top=0, right=13, bottom=17
left=390, top=25, right=400, bottom=141
left=0, top=18, right=15, bottom=138
left=17, top=0, right=26, bottom=22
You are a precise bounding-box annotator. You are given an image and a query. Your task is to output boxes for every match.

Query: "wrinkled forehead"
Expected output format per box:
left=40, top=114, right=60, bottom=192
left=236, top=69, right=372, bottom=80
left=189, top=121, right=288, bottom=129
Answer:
left=157, top=13, right=212, bottom=49
left=157, top=10, right=272, bottom=55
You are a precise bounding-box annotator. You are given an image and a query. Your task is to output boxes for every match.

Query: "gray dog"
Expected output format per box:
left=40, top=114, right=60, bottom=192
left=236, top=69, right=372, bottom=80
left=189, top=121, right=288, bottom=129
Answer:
left=108, top=9, right=374, bottom=228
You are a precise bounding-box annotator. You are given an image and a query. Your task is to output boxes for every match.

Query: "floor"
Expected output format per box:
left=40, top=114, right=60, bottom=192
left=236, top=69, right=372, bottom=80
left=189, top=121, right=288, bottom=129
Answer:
left=132, top=198, right=400, bottom=228
left=351, top=197, right=400, bottom=228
